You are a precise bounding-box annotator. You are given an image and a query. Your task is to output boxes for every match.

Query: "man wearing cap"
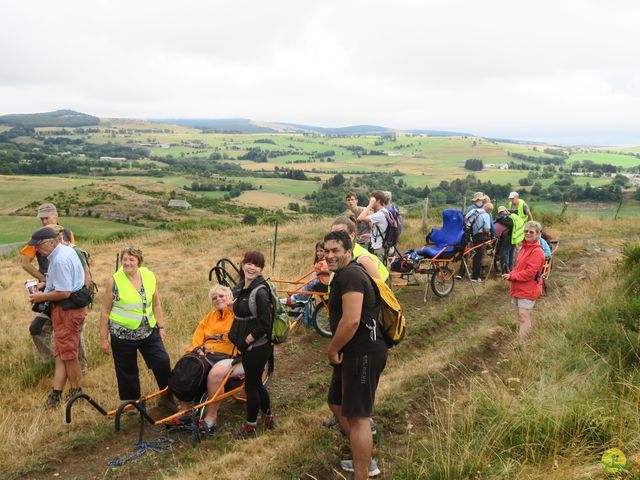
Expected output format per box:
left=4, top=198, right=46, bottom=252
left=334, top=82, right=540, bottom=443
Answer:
left=19, top=203, right=87, bottom=366
left=507, top=192, right=533, bottom=222
left=466, top=192, right=485, bottom=214
left=28, top=226, right=87, bottom=408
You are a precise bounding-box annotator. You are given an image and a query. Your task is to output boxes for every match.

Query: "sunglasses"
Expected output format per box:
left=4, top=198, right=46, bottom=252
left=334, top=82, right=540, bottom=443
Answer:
left=211, top=295, right=227, bottom=300
left=524, top=230, right=537, bottom=234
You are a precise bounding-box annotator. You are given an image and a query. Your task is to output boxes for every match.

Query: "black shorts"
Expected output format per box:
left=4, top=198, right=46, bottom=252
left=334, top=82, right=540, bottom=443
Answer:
left=327, top=347, right=387, bottom=418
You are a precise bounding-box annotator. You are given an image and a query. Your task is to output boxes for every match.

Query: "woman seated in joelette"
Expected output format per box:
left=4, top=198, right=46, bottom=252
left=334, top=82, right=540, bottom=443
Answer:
left=176, top=284, right=243, bottom=434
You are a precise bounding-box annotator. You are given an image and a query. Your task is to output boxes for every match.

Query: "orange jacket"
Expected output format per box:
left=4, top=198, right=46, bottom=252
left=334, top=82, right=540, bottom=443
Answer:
left=188, top=308, right=236, bottom=356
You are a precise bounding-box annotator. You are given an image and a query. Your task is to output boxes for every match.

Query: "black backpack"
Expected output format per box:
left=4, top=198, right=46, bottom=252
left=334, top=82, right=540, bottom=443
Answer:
left=168, top=352, right=212, bottom=402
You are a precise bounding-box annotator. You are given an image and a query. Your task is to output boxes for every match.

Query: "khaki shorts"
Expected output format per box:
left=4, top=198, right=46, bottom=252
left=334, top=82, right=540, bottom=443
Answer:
left=512, top=297, right=536, bottom=310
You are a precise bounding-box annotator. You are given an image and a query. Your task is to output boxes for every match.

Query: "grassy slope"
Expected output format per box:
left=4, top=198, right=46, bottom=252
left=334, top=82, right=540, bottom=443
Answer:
left=2, top=215, right=639, bottom=479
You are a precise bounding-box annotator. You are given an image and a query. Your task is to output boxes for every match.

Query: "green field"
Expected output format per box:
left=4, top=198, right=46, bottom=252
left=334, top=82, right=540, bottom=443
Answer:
left=0, top=216, right=147, bottom=244
left=533, top=199, right=640, bottom=218
left=0, top=176, right=93, bottom=214
left=568, top=151, right=640, bottom=168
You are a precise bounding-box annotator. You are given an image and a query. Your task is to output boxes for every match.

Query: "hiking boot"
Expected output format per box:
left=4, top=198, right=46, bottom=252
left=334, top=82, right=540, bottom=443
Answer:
left=66, top=387, right=83, bottom=401
left=45, top=390, right=62, bottom=409
left=262, top=413, right=275, bottom=430
left=339, top=459, right=381, bottom=477
left=234, top=422, right=257, bottom=439
left=322, top=415, right=338, bottom=428
left=158, top=393, right=178, bottom=413
left=166, top=413, right=192, bottom=427
left=197, top=419, right=216, bottom=436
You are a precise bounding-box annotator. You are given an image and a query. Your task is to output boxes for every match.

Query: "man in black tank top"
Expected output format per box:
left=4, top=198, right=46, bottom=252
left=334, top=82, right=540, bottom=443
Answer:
left=324, top=230, right=387, bottom=479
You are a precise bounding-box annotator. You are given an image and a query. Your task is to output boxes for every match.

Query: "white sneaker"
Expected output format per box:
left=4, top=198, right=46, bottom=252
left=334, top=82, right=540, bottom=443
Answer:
left=339, top=459, right=380, bottom=477
left=470, top=278, right=482, bottom=283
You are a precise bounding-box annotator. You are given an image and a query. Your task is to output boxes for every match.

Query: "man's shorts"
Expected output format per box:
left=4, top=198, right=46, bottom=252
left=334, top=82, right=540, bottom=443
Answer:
left=51, top=305, right=86, bottom=361
left=512, top=297, right=536, bottom=310
left=327, top=347, right=387, bottom=418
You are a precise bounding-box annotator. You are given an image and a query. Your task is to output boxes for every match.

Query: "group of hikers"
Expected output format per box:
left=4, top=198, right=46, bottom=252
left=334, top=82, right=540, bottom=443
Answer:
left=20, top=188, right=553, bottom=479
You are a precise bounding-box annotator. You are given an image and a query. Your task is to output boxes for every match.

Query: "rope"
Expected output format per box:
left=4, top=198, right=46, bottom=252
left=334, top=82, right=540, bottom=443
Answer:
left=107, top=422, right=196, bottom=467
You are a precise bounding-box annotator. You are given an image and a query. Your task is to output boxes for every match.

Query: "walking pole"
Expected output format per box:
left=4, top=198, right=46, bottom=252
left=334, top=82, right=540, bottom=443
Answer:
left=115, top=253, right=120, bottom=272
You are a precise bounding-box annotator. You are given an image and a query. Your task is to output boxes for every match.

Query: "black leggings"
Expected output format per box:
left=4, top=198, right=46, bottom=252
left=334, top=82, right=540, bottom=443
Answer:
left=241, top=342, right=272, bottom=423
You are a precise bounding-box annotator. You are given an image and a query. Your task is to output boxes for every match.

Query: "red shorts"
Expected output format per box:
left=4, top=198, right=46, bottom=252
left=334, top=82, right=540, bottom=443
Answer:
left=51, top=304, right=86, bottom=361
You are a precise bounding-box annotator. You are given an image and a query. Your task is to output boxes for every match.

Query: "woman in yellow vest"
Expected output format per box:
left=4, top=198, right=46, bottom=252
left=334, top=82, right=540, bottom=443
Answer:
left=99, top=246, right=174, bottom=410
left=172, top=284, right=241, bottom=435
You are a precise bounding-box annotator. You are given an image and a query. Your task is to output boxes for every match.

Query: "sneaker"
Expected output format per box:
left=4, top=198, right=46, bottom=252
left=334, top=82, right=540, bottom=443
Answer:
left=470, top=278, right=482, bottom=283
left=339, top=459, right=381, bottom=477
left=45, top=390, right=62, bottom=409
left=455, top=275, right=463, bottom=280
left=65, top=387, right=83, bottom=401
left=370, top=418, right=377, bottom=436
left=322, top=415, right=338, bottom=428
left=166, top=414, right=192, bottom=427
left=262, top=413, right=275, bottom=430
left=234, top=422, right=257, bottom=439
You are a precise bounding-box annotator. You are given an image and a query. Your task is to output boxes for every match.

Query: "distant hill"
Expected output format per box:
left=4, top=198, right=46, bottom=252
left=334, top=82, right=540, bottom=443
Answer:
left=0, top=109, right=100, bottom=128
left=153, top=118, right=474, bottom=137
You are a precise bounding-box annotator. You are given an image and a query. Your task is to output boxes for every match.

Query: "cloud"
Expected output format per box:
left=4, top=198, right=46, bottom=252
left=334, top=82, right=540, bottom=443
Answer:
left=1, top=0, right=639, bottom=144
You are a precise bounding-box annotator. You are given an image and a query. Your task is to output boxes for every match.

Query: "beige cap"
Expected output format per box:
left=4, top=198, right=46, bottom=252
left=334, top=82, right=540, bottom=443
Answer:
left=497, top=205, right=509, bottom=214
left=37, top=203, right=57, bottom=218
left=471, top=191, right=484, bottom=202
left=508, top=191, right=518, bottom=199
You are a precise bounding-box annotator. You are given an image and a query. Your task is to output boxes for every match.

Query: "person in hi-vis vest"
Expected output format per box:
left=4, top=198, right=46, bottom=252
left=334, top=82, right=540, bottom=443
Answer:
left=100, top=246, right=176, bottom=411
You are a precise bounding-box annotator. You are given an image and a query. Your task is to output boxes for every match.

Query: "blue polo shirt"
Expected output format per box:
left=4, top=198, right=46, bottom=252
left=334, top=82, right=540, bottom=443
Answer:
left=45, top=243, right=85, bottom=293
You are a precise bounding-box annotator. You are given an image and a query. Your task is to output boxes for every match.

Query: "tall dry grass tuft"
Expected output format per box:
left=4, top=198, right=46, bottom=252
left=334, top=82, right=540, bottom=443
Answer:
left=394, top=238, right=640, bottom=479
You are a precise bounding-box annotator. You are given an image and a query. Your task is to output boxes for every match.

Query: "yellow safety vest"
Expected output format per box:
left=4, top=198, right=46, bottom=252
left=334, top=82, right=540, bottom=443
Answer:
left=353, top=244, right=389, bottom=282
left=109, top=267, right=157, bottom=330
left=510, top=214, right=525, bottom=245
left=507, top=199, right=527, bottom=221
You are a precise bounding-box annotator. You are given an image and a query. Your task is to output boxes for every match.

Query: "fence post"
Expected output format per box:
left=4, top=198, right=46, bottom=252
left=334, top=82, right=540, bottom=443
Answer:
left=560, top=202, right=568, bottom=217
left=614, top=198, right=623, bottom=220
left=421, top=197, right=429, bottom=231
left=272, top=222, right=279, bottom=271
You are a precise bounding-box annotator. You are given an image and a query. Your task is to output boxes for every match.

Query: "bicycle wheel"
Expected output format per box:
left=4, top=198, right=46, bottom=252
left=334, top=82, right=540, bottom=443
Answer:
left=431, top=266, right=455, bottom=297
left=312, top=300, right=332, bottom=338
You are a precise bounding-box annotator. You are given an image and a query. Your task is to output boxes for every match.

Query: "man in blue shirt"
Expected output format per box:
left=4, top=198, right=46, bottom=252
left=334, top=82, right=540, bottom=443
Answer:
left=457, top=205, right=491, bottom=282
left=28, top=226, right=87, bottom=408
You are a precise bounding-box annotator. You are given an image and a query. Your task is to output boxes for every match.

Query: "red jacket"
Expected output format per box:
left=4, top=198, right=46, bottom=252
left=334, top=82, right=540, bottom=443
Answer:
left=509, top=240, right=545, bottom=300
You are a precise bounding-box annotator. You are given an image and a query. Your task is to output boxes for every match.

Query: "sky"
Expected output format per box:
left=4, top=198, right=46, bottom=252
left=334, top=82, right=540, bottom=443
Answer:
left=1, top=0, right=639, bottom=146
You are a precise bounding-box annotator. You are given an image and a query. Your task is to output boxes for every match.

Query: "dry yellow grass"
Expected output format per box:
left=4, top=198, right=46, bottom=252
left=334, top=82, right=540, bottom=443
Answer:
left=1, top=214, right=638, bottom=477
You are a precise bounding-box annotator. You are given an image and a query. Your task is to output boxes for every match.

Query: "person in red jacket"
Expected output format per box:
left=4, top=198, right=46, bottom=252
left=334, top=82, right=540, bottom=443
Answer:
left=502, top=221, right=545, bottom=343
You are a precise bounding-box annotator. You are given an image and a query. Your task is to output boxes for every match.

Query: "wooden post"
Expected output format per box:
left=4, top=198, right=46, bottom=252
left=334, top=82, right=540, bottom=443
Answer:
left=462, top=196, right=466, bottom=213
left=560, top=202, right=568, bottom=216
left=272, top=223, right=279, bottom=271
left=614, top=198, right=623, bottom=220
left=421, top=197, right=429, bottom=231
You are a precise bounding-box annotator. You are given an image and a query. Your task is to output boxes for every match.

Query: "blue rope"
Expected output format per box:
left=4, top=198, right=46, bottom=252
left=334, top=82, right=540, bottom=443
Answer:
left=108, top=434, right=176, bottom=467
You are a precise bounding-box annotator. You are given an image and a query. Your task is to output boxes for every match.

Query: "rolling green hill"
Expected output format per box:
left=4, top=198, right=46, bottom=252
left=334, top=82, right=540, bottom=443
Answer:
left=0, top=109, right=99, bottom=128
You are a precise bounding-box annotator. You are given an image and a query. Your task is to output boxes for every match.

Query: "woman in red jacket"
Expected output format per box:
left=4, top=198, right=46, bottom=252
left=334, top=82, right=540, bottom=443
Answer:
left=502, top=221, right=545, bottom=343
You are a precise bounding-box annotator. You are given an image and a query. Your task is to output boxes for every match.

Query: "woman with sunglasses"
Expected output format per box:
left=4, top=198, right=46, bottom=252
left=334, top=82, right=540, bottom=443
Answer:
left=99, top=246, right=175, bottom=411
left=502, top=221, right=546, bottom=343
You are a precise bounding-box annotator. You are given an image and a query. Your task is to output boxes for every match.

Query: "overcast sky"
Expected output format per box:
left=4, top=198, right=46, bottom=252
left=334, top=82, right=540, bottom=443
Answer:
left=1, top=0, right=639, bottom=145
